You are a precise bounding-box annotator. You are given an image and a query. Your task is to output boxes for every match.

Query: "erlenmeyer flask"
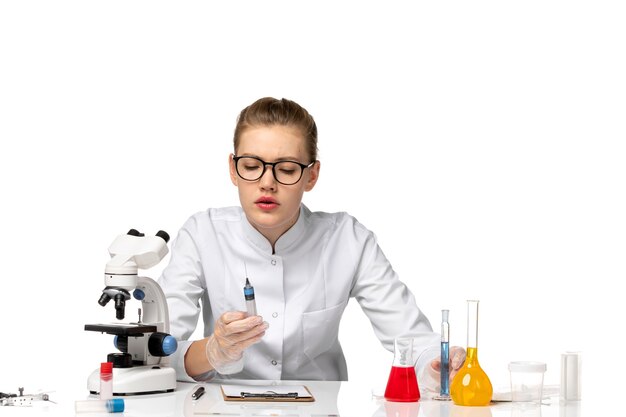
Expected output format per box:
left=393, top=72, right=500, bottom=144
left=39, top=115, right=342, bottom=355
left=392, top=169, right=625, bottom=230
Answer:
left=384, top=337, right=420, bottom=402
left=450, top=300, right=493, bottom=406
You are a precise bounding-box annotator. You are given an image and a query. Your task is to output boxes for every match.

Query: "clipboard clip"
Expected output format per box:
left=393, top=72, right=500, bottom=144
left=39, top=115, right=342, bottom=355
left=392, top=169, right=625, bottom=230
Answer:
left=240, top=391, right=299, bottom=399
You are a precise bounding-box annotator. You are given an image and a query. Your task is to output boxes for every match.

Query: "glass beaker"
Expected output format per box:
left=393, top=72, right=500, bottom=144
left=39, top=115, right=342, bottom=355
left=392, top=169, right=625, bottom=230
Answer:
left=384, top=337, right=420, bottom=402
left=450, top=300, right=493, bottom=406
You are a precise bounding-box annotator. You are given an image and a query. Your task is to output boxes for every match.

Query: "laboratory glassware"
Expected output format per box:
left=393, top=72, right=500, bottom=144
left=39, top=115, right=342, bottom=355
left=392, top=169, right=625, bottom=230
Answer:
left=450, top=300, right=493, bottom=406
left=384, top=337, right=420, bottom=402
left=75, top=398, right=125, bottom=413
left=509, top=361, right=546, bottom=402
left=99, top=362, right=113, bottom=400
left=561, top=352, right=582, bottom=401
left=440, top=309, right=450, bottom=398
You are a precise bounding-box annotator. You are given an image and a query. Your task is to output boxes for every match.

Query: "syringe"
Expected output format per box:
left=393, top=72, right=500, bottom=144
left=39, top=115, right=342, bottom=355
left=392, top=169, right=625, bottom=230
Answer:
left=243, top=262, right=257, bottom=316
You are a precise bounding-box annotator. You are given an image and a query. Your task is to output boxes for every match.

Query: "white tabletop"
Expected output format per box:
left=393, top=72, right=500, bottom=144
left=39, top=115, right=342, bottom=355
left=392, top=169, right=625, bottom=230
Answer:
left=1, top=378, right=587, bottom=417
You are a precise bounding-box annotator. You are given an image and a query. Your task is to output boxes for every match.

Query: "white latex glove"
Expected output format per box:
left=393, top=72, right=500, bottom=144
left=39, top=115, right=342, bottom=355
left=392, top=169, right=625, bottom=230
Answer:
left=419, top=346, right=466, bottom=398
left=205, top=311, right=268, bottom=374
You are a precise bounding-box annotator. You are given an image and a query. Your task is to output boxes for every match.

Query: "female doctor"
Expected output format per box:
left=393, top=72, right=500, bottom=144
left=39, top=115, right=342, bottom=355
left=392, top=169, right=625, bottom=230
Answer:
left=158, top=97, right=465, bottom=394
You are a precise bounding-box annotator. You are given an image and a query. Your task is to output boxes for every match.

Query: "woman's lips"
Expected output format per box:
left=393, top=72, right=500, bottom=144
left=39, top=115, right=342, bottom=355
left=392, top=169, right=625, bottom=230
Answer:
left=255, top=197, right=279, bottom=211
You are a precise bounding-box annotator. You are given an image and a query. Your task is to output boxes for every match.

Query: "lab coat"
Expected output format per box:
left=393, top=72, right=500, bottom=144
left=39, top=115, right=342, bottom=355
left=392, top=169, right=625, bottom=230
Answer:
left=158, top=204, right=439, bottom=382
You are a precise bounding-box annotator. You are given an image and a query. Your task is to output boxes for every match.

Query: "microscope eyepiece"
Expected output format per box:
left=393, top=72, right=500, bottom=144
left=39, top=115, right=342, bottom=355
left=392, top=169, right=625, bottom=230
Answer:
left=127, top=229, right=144, bottom=237
left=156, top=230, right=170, bottom=243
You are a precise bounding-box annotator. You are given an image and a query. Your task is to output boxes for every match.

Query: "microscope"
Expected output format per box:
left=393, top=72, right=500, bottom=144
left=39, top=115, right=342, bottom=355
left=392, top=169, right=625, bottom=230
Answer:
left=84, top=229, right=177, bottom=395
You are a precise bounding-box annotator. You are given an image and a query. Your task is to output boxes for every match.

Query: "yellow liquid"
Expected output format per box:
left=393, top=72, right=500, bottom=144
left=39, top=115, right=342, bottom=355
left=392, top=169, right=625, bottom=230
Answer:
left=450, top=347, right=493, bottom=406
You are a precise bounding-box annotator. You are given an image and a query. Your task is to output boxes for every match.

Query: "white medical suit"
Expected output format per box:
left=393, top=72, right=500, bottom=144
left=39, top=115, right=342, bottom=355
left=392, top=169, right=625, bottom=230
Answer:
left=158, top=204, right=439, bottom=382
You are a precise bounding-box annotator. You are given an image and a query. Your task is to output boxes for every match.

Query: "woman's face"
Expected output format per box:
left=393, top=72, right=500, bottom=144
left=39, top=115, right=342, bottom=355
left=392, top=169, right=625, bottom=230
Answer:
left=229, top=125, right=319, bottom=244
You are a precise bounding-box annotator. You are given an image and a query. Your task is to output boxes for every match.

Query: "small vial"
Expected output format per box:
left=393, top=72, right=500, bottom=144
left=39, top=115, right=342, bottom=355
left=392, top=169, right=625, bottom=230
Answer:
left=100, top=362, right=113, bottom=400
left=561, top=351, right=582, bottom=401
left=75, top=398, right=125, bottom=413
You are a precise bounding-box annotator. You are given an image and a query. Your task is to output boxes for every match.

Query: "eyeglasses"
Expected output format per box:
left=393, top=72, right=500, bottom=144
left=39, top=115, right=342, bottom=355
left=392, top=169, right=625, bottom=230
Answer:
left=233, top=155, right=315, bottom=185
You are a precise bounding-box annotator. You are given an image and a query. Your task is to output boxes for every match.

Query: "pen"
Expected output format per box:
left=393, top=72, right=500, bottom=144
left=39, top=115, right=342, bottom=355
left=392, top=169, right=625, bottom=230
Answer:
left=244, top=276, right=257, bottom=316
left=192, top=386, right=205, bottom=400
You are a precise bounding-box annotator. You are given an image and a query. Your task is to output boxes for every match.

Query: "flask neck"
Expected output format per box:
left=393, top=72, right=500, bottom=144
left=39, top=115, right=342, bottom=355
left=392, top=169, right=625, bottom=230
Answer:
left=393, top=337, right=415, bottom=367
left=466, top=300, right=480, bottom=349
left=466, top=347, right=480, bottom=364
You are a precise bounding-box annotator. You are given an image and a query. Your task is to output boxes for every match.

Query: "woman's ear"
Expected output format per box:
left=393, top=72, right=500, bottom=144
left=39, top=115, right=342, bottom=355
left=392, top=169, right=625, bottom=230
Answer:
left=304, top=160, right=320, bottom=192
left=229, top=154, right=238, bottom=186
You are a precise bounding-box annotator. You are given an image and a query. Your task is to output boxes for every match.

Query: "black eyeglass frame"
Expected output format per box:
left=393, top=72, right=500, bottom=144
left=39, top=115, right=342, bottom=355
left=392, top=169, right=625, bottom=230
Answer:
left=232, top=155, right=316, bottom=185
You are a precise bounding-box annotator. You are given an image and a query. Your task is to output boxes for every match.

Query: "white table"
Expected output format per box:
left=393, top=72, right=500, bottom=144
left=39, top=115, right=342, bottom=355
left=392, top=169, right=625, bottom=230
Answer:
left=1, top=379, right=586, bottom=417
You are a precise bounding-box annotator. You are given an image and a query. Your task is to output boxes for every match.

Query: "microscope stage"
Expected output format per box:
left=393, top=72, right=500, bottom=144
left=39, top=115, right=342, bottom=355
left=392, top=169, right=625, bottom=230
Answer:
left=84, top=323, right=158, bottom=335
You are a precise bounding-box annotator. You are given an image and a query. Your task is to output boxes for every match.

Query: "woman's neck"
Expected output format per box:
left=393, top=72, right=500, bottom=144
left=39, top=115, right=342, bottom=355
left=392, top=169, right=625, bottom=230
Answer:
left=252, top=210, right=300, bottom=253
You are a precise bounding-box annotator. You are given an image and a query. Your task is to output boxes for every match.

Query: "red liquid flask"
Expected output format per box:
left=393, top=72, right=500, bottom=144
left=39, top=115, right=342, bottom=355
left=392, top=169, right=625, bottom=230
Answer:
left=384, top=337, right=420, bottom=402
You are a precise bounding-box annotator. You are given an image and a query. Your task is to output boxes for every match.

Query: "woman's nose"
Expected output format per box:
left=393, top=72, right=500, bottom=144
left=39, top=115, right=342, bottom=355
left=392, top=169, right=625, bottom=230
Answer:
left=259, top=166, right=277, bottom=189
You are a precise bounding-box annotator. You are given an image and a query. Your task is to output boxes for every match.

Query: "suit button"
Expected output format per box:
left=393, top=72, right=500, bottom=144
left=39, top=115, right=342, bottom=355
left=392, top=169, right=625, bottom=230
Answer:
left=272, top=312, right=278, bottom=318
left=271, top=259, right=277, bottom=266
left=271, top=360, right=277, bottom=366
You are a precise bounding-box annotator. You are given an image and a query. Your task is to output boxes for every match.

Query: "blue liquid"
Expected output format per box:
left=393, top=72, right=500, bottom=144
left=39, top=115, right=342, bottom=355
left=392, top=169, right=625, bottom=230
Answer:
left=440, top=341, right=450, bottom=396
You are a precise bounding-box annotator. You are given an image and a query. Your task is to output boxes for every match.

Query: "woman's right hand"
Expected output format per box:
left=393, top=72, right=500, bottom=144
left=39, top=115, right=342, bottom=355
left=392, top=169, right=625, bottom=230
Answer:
left=205, top=311, right=268, bottom=374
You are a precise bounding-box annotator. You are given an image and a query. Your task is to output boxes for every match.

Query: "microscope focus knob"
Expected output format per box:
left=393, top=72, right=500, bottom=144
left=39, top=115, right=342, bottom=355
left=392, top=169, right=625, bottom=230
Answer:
left=107, top=352, right=133, bottom=368
left=148, top=332, right=178, bottom=357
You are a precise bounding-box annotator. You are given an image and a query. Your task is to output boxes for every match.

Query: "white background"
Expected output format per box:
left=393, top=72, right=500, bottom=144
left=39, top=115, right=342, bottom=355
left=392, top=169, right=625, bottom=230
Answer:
left=1, top=0, right=624, bottom=411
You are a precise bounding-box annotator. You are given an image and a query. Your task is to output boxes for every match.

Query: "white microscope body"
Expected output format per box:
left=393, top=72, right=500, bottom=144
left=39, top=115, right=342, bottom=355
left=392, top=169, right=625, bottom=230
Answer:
left=85, top=229, right=177, bottom=395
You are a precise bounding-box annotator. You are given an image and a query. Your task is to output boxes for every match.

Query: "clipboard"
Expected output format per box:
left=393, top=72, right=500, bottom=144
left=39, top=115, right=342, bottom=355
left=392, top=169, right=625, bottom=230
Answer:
left=220, top=384, right=315, bottom=402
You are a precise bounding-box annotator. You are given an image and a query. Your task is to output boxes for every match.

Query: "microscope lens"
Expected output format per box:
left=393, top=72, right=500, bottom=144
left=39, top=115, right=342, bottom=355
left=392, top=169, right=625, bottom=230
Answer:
left=114, top=295, right=125, bottom=320
left=98, top=293, right=111, bottom=307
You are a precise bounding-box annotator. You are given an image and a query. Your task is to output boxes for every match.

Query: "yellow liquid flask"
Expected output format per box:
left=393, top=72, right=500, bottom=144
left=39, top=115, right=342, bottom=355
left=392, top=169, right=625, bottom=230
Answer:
left=450, top=300, right=493, bottom=406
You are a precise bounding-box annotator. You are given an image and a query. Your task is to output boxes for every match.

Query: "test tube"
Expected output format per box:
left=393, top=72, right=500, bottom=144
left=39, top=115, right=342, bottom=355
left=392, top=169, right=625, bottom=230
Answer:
left=75, top=398, right=125, bottom=414
left=440, top=309, right=450, bottom=398
left=99, top=362, right=113, bottom=400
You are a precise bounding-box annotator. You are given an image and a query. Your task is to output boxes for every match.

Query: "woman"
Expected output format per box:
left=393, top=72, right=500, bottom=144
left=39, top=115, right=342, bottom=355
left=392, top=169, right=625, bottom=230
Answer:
left=158, top=97, right=464, bottom=393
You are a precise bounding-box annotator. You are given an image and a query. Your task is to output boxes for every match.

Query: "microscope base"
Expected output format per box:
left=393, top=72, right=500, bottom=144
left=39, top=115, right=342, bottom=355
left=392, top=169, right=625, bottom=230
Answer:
left=87, top=366, right=176, bottom=395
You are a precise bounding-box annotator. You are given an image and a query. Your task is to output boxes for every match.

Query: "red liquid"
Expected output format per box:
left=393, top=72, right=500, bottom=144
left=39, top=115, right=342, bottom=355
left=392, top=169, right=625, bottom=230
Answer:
left=384, top=366, right=420, bottom=402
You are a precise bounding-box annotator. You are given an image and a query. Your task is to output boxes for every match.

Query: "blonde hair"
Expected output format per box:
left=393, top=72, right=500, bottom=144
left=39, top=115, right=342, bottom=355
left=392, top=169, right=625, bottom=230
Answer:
left=233, top=97, right=318, bottom=162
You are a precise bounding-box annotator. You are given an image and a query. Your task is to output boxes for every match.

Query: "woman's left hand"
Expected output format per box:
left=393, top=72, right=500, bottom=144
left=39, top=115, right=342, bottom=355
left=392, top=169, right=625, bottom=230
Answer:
left=430, top=346, right=466, bottom=381
left=418, top=346, right=466, bottom=398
